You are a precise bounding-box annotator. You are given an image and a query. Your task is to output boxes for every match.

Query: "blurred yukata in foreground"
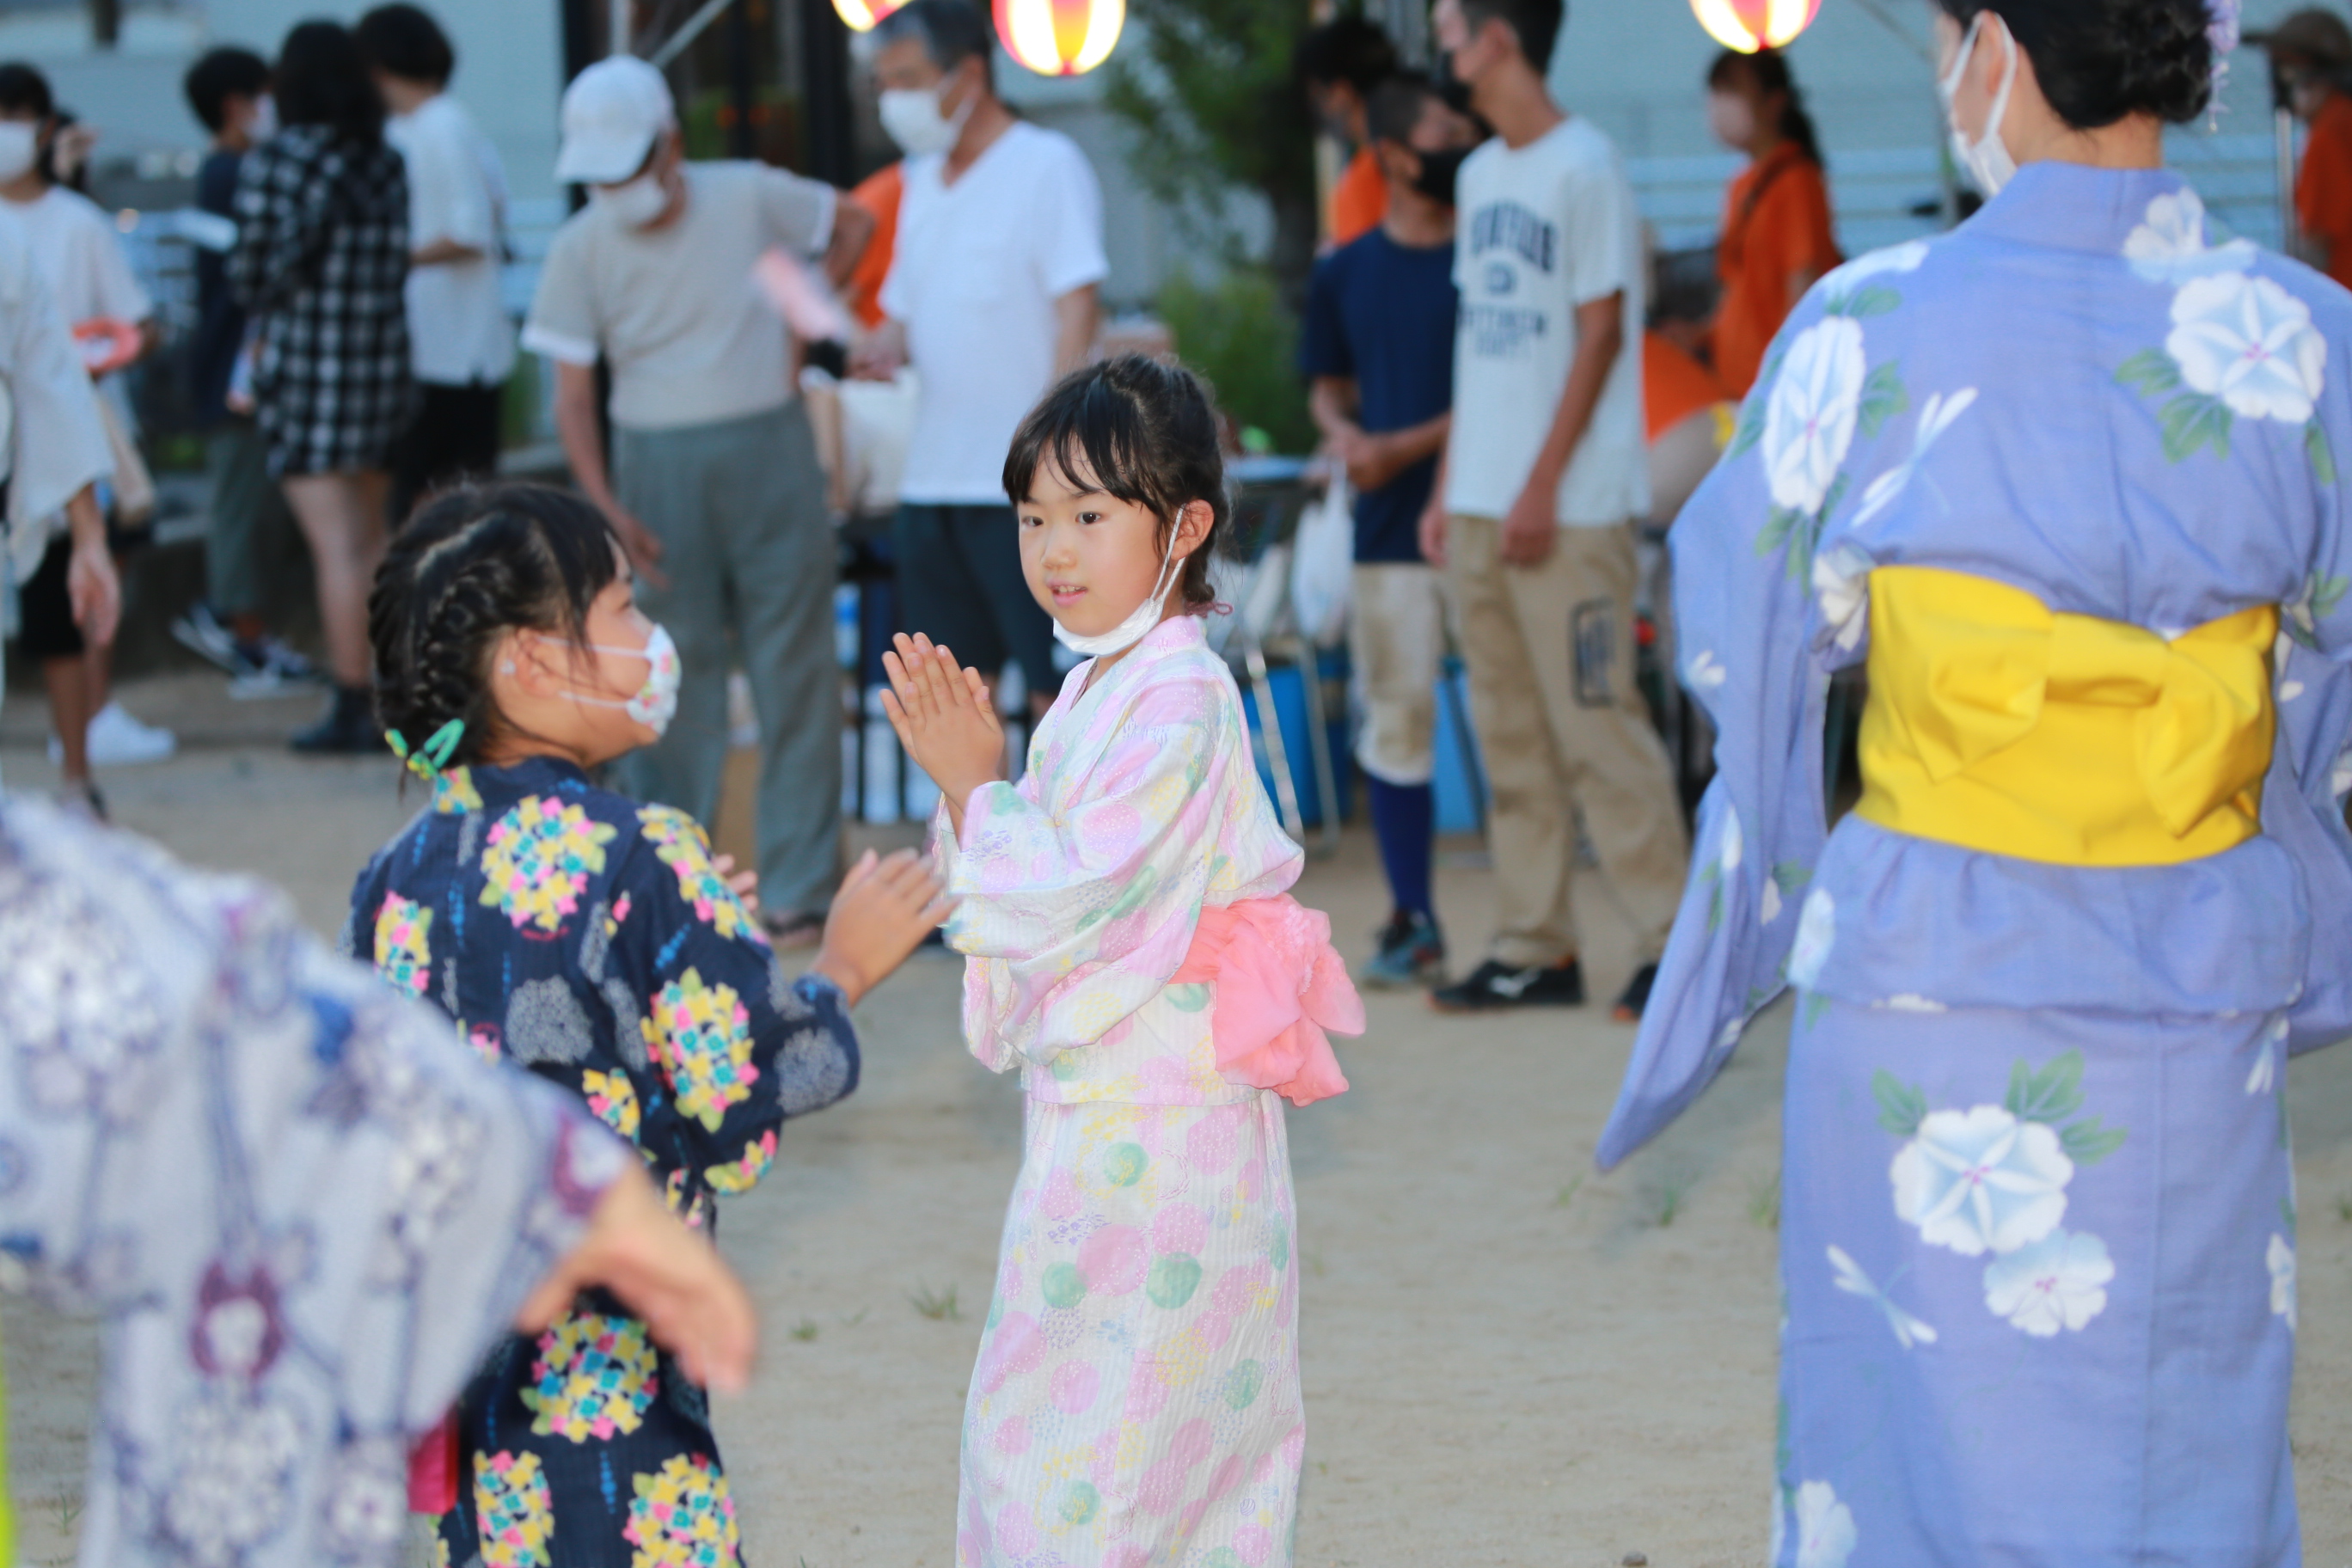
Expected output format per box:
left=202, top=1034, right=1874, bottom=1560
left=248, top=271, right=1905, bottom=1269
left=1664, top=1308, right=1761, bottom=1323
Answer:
left=1602, top=164, right=2352, bottom=1562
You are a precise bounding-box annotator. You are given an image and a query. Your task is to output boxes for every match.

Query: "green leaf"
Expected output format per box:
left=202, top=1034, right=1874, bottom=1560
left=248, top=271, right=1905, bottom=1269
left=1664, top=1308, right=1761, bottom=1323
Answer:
left=1727, top=394, right=1768, bottom=459
left=1829, top=285, right=1902, bottom=319
left=2283, top=1195, right=2299, bottom=1234
left=2006, top=1049, right=2086, bottom=1124
left=1706, top=875, right=1724, bottom=934
left=1856, top=360, right=1911, bottom=442
left=1802, top=989, right=1834, bottom=1028
left=2315, top=572, right=2350, bottom=622
left=2309, top=420, right=2339, bottom=486
left=1772, top=861, right=1811, bottom=892
left=1756, top=506, right=1798, bottom=558
left=1873, top=1069, right=1929, bottom=1137
left=2059, top=1117, right=2128, bottom=1166
left=2158, top=393, right=2233, bottom=463
left=2116, top=347, right=2183, bottom=397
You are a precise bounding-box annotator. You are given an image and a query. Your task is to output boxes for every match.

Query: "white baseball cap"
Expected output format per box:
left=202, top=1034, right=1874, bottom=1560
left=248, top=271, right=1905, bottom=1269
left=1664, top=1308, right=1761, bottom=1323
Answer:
left=555, top=56, right=676, bottom=185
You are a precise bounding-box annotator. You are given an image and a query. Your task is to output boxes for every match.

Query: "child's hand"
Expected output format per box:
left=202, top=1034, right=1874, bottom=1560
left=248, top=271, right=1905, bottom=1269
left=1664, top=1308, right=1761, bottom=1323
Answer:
left=713, top=854, right=760, bottom=920
left=879, top=634, right=1004, bottom=816
left=806, top=848, right=954, bottom=1007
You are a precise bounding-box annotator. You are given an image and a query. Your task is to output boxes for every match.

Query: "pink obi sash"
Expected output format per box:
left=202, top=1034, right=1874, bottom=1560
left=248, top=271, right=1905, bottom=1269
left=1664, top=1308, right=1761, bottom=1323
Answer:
left=1172, top=896, right=1364, bottom=1108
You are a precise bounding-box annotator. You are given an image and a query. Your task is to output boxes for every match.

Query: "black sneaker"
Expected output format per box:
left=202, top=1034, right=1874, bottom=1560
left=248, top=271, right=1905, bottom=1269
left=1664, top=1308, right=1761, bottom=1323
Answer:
left=291, top=685, right=388, bottom=755
left=1430, top=957, right=1586, bottom=1013
left=1613, top=961, right=1660, bottom=1022
left=170, top=602, right=243, bottom=674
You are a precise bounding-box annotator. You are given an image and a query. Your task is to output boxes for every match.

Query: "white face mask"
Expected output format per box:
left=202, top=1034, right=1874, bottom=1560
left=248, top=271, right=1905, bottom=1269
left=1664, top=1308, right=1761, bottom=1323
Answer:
left=248, top=94, right=279, bottom=141
left=879, top=79, right=972, bottom=157
left=511, top=622, right=683, bottom=736
left=591, top=168, right=671, bottom=229
left=0, top=123, right=39, bottom=184
left=1052, top=546, right=1182, bottom=660
left=1938, top=11, right=2019, bottom=198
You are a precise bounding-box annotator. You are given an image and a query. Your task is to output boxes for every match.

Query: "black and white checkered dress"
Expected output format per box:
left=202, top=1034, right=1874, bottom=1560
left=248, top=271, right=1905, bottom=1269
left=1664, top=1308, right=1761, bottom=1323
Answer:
left=228, top=126, right=414, bottom=477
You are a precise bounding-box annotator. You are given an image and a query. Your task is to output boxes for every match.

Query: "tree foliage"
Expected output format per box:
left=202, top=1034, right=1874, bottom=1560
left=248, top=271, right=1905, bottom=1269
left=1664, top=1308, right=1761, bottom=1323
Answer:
left=1100, top=0, right=1320, bottom=303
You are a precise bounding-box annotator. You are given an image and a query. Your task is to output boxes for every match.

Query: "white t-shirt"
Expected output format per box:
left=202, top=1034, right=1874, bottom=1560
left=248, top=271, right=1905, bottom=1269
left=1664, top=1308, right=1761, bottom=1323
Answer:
left=389, top=94, right=518, bottom=386
left=5, top=186, right=149, bottom=330
left=0, top=206, right=112, bottom=579
left=881, top=120, right=1107, bottom=505
left=524, top=162, right=835, bottom=432
left=1444, top=117, right=1649, bottom=527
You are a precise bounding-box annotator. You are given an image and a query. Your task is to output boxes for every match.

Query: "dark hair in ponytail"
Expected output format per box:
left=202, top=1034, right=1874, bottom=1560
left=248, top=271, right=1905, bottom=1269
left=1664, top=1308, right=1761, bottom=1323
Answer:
left=1933, top=0, right=2213, bottom=128
left=1708, top=46, right=1825, bottom=168
left=371, top=482, right=623, bottom=768
left=1002, top=354, right=1232, bottom=613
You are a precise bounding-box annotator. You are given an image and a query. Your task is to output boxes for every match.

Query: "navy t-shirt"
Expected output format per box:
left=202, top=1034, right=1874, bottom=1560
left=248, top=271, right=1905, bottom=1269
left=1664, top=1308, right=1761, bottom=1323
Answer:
left=1298, top=224, right=1459, bottom=563
left=190, top=148, right=246, bottom=429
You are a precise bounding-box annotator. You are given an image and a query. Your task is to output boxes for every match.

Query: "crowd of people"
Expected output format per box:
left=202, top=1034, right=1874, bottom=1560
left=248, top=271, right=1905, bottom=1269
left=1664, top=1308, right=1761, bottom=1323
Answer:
left=6, top=0, right=2352, bottom=1564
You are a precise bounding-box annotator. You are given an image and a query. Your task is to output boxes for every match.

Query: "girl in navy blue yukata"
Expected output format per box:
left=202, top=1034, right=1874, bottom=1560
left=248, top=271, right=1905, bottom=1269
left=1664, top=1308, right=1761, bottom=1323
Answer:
left=345, top=481, right=948, bottom=1568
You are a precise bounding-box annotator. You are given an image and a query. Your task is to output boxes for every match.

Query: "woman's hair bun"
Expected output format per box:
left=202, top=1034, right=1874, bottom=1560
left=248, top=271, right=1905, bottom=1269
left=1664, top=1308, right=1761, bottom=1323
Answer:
left=1944, top=0, right=2214, bottom=129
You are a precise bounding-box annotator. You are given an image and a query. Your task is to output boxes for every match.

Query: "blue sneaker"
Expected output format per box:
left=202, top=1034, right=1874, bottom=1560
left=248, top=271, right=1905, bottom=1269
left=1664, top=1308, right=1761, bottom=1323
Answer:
left=1360, top=910, right=1445, bottom=990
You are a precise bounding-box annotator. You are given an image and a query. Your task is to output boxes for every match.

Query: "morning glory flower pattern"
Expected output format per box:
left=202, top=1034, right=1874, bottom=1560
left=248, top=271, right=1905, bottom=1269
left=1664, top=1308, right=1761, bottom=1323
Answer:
left=1792, top=1479, right=1857, bottom=1568
left=2269, top=1234, right=2297, bottom=1332
left=2167, top=272, right=2326, bottom=424
left=1890, top=1106, right=2073, bottom=1258
left=2123, top=187, right=2257, bottom=284
left=1763, top=317, right=1867, bottom=516
left=1981, top=1228, right=2115, bottom=1336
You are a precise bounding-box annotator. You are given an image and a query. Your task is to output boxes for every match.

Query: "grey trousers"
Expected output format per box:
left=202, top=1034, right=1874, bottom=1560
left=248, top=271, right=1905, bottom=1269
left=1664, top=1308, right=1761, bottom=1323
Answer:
left=612, top=402, right=841, bottom=916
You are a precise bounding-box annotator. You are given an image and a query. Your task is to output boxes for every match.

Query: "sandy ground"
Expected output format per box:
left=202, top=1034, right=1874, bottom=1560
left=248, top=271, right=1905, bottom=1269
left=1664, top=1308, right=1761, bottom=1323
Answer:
left=6, top=676, right=2352, bottom=1566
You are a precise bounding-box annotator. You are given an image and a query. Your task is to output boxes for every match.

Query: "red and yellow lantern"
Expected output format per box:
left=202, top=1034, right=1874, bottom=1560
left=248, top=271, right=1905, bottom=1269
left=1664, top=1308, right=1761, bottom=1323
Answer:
left=1691, top=0, right=1822, bottom=52
left=832, top=0, right=910, bottom=31
left=993, top=0, right=1125, bottom=76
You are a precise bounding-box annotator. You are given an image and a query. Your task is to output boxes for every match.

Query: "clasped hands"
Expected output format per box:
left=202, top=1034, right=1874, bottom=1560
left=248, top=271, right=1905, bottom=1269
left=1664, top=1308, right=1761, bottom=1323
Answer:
left=880, top=633, right=1005, bottom=836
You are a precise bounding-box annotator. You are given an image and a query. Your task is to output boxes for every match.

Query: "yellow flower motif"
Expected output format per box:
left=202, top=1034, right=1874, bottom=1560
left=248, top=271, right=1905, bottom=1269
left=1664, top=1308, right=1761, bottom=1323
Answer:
left=433, top=765, right=483, bottom=814
left=642, top=969, right=758, bottom=1131
left=480, top=796, right=617, bottom=934
left=474, top=1450, right=555, bottom=1568
left=520, top=1309, right=658, bottom=1443
left=639, top=806, right=756, bottom=942
left=703, top=1130, right=776, bottom=1195
left=625, top=1455, right=742, bottom=1568
left=583, top=1069, right=641, bottom=1140
left=372, top=894, right=433, bottom=999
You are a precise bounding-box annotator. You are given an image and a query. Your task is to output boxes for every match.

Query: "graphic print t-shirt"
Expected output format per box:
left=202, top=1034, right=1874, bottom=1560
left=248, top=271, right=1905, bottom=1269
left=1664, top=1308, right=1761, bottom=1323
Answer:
left=1443, top=117, right=1649, bottom=527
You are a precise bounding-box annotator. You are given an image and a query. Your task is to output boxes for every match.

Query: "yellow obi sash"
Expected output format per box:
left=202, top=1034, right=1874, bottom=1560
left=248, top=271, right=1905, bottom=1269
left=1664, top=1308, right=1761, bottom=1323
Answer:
left=1855, top=566, right=2277, bottom=867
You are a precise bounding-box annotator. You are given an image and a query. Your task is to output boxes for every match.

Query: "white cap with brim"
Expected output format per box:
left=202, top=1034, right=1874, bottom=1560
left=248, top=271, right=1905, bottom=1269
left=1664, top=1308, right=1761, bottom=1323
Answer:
left=555, top=56, right=677, bottom=185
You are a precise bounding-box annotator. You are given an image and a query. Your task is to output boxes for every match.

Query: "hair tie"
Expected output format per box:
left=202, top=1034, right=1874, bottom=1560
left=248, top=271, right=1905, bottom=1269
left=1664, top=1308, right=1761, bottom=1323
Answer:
left=387, top=718, right=466, bottom=781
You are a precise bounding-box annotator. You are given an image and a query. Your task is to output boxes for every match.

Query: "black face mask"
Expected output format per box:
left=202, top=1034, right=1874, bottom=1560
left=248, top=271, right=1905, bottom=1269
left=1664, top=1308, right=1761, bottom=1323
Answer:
left=1410, top=145, right=1471, bottom=206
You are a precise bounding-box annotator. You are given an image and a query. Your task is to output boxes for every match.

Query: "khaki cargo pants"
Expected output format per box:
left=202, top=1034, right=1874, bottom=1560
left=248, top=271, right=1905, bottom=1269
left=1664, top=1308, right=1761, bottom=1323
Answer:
left=1445, top=515, right=1689, bottom=968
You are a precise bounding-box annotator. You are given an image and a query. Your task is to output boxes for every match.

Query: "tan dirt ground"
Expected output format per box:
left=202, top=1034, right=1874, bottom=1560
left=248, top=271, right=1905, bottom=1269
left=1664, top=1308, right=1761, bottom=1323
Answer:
left=5, top=677, right=2351, bottom=1567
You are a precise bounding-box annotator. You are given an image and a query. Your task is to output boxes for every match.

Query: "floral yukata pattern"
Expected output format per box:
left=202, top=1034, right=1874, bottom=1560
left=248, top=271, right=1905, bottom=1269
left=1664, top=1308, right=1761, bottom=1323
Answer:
left=0, top=798, right=620, bottom=1568
left=346, top=756, right=862, bottom=1568
left=934, top=616, right=1314, bottom=1568
left=1602, top=168, right=2352, bottom=1565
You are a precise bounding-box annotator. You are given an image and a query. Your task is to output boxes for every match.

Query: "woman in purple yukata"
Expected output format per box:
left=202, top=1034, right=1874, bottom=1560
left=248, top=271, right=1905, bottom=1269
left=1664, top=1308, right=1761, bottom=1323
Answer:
left=884, top=358, right=1363, bottom=1568
left=1603, top=0, right=2352, bottom=1560
left=346, top=482, right=946, bottom=1567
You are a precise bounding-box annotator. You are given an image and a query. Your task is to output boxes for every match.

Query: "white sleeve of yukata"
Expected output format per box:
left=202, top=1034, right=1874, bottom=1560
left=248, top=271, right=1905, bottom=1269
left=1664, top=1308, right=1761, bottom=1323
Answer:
left=942, top=669, right=1232, bottom=1065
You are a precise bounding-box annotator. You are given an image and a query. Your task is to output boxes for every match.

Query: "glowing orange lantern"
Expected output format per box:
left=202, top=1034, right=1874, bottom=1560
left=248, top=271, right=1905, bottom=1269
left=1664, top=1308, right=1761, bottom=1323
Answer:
left=1692, top=0, right=1822, bottom=52
left=993, top=0, right=1125, bottom=76
left=832, top=0, right=910, bottom=30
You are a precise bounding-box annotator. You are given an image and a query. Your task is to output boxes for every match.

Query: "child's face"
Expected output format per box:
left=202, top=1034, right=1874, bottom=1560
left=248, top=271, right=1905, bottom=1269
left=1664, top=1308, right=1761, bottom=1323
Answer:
left=1017, top=457, right=1205, bottom=641
left=489, top=550, right=665, bottom=769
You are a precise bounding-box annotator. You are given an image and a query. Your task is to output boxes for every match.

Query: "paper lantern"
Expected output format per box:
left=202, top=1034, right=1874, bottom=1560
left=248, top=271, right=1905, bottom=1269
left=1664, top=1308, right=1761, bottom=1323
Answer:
left=832, top=0, right=910, bottom=30
left=1692, top=0, right=1822, bottom=52
left=994, top=0, right=1125, bottom=76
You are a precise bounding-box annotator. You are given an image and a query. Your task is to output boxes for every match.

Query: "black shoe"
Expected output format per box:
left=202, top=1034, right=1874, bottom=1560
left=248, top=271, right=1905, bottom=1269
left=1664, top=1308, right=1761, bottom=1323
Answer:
left=291, top=685, right=387, bottom=754
left=1430, top=957, right=1586, bottom=1013
left=1613, top=962, right=1660, bottom=1022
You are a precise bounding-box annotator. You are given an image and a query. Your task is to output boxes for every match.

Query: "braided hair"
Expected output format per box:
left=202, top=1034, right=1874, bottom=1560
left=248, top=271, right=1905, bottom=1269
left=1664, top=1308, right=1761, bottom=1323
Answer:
left=370, top=483, right=622, bottom=769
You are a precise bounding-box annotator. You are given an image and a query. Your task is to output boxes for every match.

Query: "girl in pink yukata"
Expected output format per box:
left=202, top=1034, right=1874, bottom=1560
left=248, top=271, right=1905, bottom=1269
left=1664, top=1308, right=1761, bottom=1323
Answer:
left=882, top=355, right=1364, bottom=1568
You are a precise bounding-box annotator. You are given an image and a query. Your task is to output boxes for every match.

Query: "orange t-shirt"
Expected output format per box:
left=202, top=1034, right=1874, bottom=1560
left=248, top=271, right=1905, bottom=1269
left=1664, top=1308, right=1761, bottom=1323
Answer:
left=2299, top=94, right=2352, bottom=292
left=1710, top=144, right=1841, bottom=399
left=1329, top=146, right=1387, bottom=247
left=844, top=162, right=903, bottom=331
left=1643, top=330, right=1728, bottom=444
